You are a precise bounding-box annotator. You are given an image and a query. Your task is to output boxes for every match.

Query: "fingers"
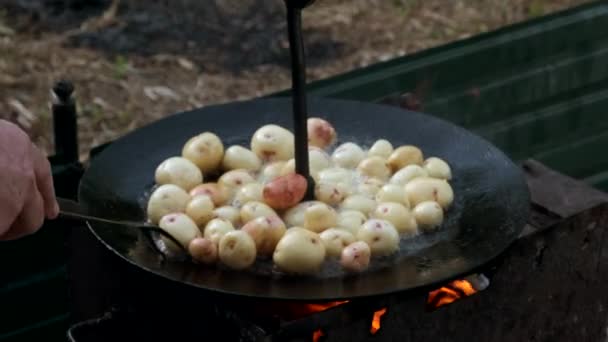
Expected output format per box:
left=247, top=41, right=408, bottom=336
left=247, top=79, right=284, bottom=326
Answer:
left=32, top=144, right=59, bottom=219
left=1, top=182, right=45, bottom=241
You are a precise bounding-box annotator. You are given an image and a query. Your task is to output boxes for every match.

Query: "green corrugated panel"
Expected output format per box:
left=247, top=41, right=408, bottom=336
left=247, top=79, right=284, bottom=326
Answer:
left=0, top=314, right=68, bottom=342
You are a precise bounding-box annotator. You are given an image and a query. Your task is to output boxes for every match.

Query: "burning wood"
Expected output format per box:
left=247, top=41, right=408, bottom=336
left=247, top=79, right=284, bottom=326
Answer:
left=370, top=308, right=388, bottom=335
left=312, top=328, right=325, bottom=342
left=427, top=279, right=478, bottom=310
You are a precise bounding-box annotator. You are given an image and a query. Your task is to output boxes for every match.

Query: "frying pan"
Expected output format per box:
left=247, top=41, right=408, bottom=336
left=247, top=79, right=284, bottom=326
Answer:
left=77, top=96, right=530, bottom=301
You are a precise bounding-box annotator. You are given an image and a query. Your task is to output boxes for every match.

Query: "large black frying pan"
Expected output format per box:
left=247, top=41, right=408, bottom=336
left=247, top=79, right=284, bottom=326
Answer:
left=78, top=97, right=530, bottom=301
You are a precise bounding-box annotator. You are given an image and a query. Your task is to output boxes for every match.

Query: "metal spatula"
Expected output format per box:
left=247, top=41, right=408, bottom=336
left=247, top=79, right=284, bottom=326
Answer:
left=56, top=197, right=187, bottom=255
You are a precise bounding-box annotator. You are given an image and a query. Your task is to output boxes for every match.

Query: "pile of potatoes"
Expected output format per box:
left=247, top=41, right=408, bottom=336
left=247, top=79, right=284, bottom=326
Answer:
left=146, top=117, right=454, bottom=275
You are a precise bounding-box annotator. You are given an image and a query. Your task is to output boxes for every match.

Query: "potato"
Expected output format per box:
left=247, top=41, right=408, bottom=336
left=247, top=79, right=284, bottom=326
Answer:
left=203, top=218, right=235, bottom=245
left=155, top=156, right=203, bottom=191
left=218, top=231, right=257, bottom=270
left=158, top=213, right=201, bottom=251
left=413, top=201, right=444, bottom=231
left=368, top=139, right=393, bottom=159
left=262, top=173, right=308, bottom=210
left=375, top=184, right=409, bottom=207
left=318, top=167, right=356, bottom=192
left=319, top=228, right=356, bottom=258
left=240, top=201, right=278, bottom=224
left=218, top=169, right=256, bottom=198
left=314, top=182, right=347, bottom=206
left=212, top=206, right=241, bottom=227
left=273, top=227, right=326, bottom=274
left=147, top=184, right=191, bottom=224
left=258, top=161, right=287, bottom=183
left=331, top=142, right=366, bottom=169
left=373, top=202, right=418, bottom=236
left=307, top=117, right=337, bottom=148
left=405, top=177, right=454, bottom=209
left=222, top=145, right=262, bottom=172
left=387, top=145, right=424, bottom=171
left=185, top=195, right=215, bottom=228
left=283, top=201, right=321, bottom=227
left=241, top=216, right=287, bottom=257
left=280, top=159, right=296, bottom=176
left=304, top=203, right=338, bottom=233
left=356, top=178, right=384, bottom=198
left=309, top=147, right=332, bottom=174
left=190, top=183, right=229, bottom=207
left=357, top=219, right=400, bottom=257
left=340, top=195, right=377, bottom=216
left=423, top=157, right=452, bottom=180
left=336, top=210, right=367, bottom=235
left=357, top=157, right=391, bottom=181
left=182, top=132, right=224, bottom=174
left=251, top=124, right=294, bottom=162
left=233, top=183, right=264, bottom=208
left=188, top=237, right=218, bottom=264
left=390, top=165, right=428, bottom=186
left=340, top=241, right=371, bottom=272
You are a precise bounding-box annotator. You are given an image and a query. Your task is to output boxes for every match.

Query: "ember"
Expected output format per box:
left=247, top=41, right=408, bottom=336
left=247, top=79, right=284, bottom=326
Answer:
left=370, top=308, right=388, bottom=334
left=427, top=279, right=477, bottom=310
left=312, top=329, right=325, bottom=342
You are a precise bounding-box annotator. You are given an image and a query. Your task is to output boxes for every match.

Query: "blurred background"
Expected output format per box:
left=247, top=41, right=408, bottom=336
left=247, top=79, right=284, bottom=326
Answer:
left=0, top=0, right=590, bottom=159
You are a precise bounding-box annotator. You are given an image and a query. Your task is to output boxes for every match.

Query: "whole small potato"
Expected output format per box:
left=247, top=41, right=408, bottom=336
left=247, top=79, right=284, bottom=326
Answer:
left=283, top=201, right=321, bottom=227
left=262, top=173, right=308, bottom=210
left=279, top=159, right=296, bottom=177
left=158, top=213, right=201, bottom=251
left=218, top=231, right=257, bottom=270
left=240, top=201, right=278, bottom=224
left=331, top=142, right=366, bottom=169
left=314, top=182, right=347, bottom=206
left=318, top=167, right=356, bottom=192
left=405, top=177, right=454, bottom=209
left=340, top=195, right=377, bottom=216
left=203, top=218, right=235, bottom=245
left=307, top=117, right=337, bottom=148
left=190, top=183, right=228, bottom=207
left=259, top=161, right=287, bottom=183
left=155, top=156, right=203, bottom=191
left=368, top=139, right=393, bottom=159
left=188, top=237, right=218, bottom=264
left=218, top=169, right=256, bottom=197
left=185, top=195, right=215, bottom=228
left=387, top=145, right=424, bottom=171
left=319, top=228, right=356, bottom=258
left=309, top=147, right=332, bottom=175
left=251, top=124, right=294, bottom=162
left=357, top=219, right=400, bottom=257
left=182, top=132, right=224, bottom=174
left=273, top=227, right=326, bottom=274
left=147, top=184, right=191, bottom=224
left=233, top=183, right=264, bottom=208
left=373, top=202, right=418, bottom=236
left=222, top=145, right=262, bottom=172
left=304, top=203, right=338, bottom=233
left=241, top=216, right=287, bottom=257
left=336, top=210, right=367, bottom=235
left=340, top=241, right=371, bottom=272
left=413, top=201, right=444, bottom=231
left=390, top=165, right=428, bottom=186
left=357, top=157, right=391, bottom=181
left=212, top=206, right=241, bottom=227
left=376, top=184, right=410, bottom=207
left=356, top=178, right=385, bottom=198
left=423, top=157, right=452, bottom=180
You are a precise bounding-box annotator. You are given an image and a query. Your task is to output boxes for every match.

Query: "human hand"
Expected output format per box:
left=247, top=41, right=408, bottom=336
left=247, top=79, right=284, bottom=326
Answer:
left=0, top=120, right=59, bottom=241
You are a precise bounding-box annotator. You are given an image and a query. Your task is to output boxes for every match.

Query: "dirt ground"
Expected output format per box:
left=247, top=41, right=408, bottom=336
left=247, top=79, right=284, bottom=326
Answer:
left=0, top=0, right=591, bottom=158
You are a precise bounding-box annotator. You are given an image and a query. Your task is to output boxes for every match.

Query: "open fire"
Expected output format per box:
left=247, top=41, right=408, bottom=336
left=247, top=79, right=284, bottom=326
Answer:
left=427, top=279, right=478, bottom=310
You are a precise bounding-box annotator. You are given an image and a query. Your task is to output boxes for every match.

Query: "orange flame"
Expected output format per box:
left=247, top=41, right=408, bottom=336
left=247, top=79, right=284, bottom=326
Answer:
left=427, top=279, right=477, bottom=309
left=312, top=329, right=325, bottom=342
left=370, top=308, right=387, bottom=334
